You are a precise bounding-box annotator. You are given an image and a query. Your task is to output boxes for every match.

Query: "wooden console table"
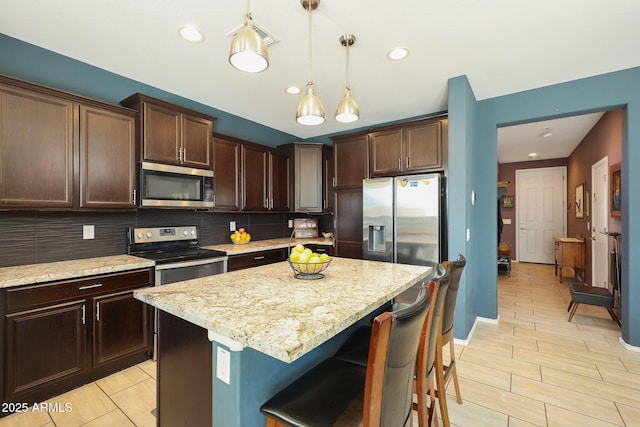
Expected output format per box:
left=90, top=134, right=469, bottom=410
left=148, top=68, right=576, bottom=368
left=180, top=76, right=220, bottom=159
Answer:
left=554, top=237, right=586, bottom=284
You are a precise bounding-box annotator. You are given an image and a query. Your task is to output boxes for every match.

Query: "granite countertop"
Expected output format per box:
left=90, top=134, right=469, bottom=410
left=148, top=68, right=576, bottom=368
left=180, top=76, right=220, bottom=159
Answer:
left=134, top=258, right=431, bottom=363
left=0, top=255, right=155, bottom=289
left=205, top=237, right=333, bottom=255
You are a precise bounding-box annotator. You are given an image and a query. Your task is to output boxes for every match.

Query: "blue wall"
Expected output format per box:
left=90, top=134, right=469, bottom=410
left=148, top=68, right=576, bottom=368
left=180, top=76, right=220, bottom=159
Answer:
left=448, top=68, right=640, bottom=347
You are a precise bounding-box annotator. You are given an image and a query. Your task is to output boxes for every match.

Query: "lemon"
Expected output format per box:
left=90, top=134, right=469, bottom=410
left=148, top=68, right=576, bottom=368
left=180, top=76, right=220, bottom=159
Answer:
left=289, top=252, right=300, bottom=262
left=319, top=253, right=330, bottom=262
left=292, top=244, right=305, bottom=253
left=298, top=252, right=310, bottom=263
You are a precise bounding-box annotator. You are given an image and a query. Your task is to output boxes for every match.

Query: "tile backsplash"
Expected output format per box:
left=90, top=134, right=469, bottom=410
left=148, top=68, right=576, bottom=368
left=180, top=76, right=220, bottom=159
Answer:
left=0, top=210, right=334, bottom=267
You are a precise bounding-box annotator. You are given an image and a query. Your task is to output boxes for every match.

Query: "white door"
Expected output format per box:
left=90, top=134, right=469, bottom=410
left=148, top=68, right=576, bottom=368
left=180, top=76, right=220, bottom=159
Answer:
left=591, top=157, right=609, bottom=287
left=516, top=167, right=567, bottom=263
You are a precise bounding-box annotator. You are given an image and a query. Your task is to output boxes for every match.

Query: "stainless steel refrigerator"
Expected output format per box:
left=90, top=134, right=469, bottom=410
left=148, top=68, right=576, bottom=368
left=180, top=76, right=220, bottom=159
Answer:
left=363, top=173, right=445, bottom=268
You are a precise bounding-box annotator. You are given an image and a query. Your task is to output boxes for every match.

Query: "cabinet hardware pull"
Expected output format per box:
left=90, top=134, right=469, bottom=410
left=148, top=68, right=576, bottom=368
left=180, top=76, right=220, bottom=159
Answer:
left=79, top=283, right=103, bottom=291
left=96, top=302, right=100, bottom=322
left=265, top=198, right=269, bottom=208
left=254, top=256, right=265, bottom=260
left=182, top=147, right=186, bottom=162
left=270, top=198, right=274, bottom=209
left=332, top=177, right=336, bottom=188
left=81, top=304, right=86, bottom=325
left=398, top=158, right=401, bottom=170
left=131, top=189, right=137, bottom=205
left=406, top=157, right=410, bottom=169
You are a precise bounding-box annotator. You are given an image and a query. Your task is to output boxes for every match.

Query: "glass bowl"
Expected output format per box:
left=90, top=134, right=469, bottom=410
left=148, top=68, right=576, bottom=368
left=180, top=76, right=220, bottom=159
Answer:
left=288, top=259, right=331, bottom=280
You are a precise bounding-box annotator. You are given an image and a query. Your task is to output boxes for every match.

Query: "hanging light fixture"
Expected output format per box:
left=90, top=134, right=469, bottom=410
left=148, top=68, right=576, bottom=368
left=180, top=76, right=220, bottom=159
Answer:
left=229, top=0, right=269, bottom=73
left=296, top=0, right=326, bottom=126
left=335, top=34, right=359, bottom=123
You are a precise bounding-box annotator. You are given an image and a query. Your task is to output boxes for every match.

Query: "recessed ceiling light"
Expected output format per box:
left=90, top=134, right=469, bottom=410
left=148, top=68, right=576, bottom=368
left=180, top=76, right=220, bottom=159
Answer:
left=387, top=47, right=409, bottom=60
left=285, top=86, right=301, bottom=95
left=178, top=25, right=205, bottom=43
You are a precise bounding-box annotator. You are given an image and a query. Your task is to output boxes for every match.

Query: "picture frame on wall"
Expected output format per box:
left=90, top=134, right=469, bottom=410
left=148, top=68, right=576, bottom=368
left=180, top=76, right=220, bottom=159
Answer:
left=502, top=196, right=513, bottom=208
left=575, top=183, right=585, bottom=219
left=610, top=162, right=621, bottom=219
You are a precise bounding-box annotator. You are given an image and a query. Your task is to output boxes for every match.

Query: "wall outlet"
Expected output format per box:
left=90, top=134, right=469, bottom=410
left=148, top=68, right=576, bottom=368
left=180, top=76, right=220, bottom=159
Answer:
left=288, top=219, right=294, bottom=228
left=83, top=225, right=95, bottom=240
left=502, top=218, right=512, bottom=225
left=230, top=221, right=236, bottom=232
left=216, top=347, right=231, bottom=384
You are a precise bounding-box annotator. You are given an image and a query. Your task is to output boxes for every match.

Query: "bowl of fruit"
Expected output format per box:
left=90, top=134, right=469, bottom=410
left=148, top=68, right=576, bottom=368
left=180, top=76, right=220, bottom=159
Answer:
left=288, top=243, right=331, bottom=280
left=230, top=228, right=251, bottom=244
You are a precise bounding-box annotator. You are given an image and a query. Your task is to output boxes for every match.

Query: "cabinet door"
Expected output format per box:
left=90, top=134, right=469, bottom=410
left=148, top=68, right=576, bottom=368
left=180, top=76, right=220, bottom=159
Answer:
left=142, top=102, right=180, bottom=164
left=294, top=145, right=322, bottom=212
left=213, top=137, right=241, bottom=210
left=323, top=146, right=334, bottom=212
left=80, top=105, right=136, bottom=209
left=93, top=290, right=152, bottom=368
left=0, top=85, right=74, bottom=207
left=4, top=300, right=86, bottom=400
left=182, top=114, right=212, bottom=169
left=270, top=151, right=290, bottom=211
left=370, top=128, right=402, bottom=177
left=403, top=121, right=442, bottom=172
left=334, top=188, right=363, bottom=259
left=242, top=145, right=268, bottom=210
left=334, top=135, right=368, bottom=189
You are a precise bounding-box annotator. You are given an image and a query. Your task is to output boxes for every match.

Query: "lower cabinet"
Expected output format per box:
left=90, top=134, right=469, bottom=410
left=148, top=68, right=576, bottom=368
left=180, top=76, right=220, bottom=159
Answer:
left=1, top=269, right=153, bottom=409
left=228, top=248, right=288, bottom=272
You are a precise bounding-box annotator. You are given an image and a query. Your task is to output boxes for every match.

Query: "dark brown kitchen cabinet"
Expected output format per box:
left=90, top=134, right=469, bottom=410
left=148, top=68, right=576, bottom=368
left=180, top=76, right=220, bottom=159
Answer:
left=80, top=105, right=136, bottom=208
left=227, top=248, right=288, bottom=271
left=120, top=93, right=215, bottom=169
left=332, top=134, right=369, bottom=189
left=242, top=143, right=289, bottom=211
left=323, top=145, right=335, bottom=213
left=1, top=269, right=152, bottom=408
left=212, top=134, right=242, bottom=210
left=334, top=188, right=364, bottom=259
left=0, top=75, right=138, bottom=210
left=370, top=119, right=443, bottom=177
left=0, top=82, right=75, bottom=208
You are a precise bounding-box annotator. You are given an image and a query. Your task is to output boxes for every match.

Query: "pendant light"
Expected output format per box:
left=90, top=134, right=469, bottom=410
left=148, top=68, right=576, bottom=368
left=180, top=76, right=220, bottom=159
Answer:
left=296, top=0, right=326, bottom=126
left=229, top=0, right=269, bottom=73
left=335, top=34, right=359, bottom=123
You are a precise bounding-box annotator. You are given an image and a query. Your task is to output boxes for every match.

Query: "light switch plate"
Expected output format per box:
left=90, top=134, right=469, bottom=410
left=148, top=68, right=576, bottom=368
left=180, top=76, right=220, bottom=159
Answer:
left=288, top=219, right=294, bottom=228
left=83, top=225, right=95, bottom=240
left=216, top=347, right=231, bottom=384
left=502, top=218, right=511, bottom=225
left=230, top=221, right=236, bottom=232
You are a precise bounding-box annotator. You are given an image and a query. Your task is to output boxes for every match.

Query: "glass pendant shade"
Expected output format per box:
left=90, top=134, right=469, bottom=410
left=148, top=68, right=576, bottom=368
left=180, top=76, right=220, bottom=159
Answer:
left=229, top=16, right=269, bottom=73
left=296, top=84, right=326, bottom=125
left=335, top=87, right=359, bottom=123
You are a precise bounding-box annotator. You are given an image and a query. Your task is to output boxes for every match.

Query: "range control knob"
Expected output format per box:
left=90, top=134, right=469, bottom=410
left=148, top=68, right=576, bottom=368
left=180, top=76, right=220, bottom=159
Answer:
left=183, top=230, right=189, bottom=236
left=146, top=232, right=153, bottom=238
left=136, top=233, right=143, bottom=240
left=190, top=229, right=196, bottom=236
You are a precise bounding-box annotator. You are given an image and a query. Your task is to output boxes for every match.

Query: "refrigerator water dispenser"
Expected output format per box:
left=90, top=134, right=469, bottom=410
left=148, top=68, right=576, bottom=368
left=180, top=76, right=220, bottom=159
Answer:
left=369, top=225, right=387, bottom=252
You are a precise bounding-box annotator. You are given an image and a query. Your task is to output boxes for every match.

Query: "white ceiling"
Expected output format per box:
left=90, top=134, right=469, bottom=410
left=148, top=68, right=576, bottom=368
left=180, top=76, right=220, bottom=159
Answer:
left=1, top=0, right=638, bottom=161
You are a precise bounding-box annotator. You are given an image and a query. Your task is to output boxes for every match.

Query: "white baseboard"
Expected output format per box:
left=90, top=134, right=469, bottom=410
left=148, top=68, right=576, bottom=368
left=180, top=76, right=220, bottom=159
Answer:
left=619, top=336, right=640, bottom=352
left=454, top=315, right=499, bottom=346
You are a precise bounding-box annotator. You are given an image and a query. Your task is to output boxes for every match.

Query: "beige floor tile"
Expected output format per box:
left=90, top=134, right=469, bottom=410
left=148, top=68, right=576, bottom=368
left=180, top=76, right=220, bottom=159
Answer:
left=96, top=365, right=151, bottom=396
left=46, top=383, right=116, bottom=427
left=109, top=378, right=156, bottom=427
left=455, top=359, right=511, bottom=391
left=513, top=347, right=603, bottom=379
left=82, top=409, right=135, bottom=427
left=445, top=398, right=509, bottom=427
left=541, top=366, right=640, bottom=409
left=617, top=402, right=640, bottom=426
left=545, top=404, right=622, bottom=427
left=459, top=346, right=541, bottom=381
left=138, top=360, right=157, bottom=380
left=0, top=409, right=52, bottom=427
left=507, top=417, right=542, bottom=427
left=511, top=375, right=623, bottom=425
left=537, top=341, right=626, bottom=368
left=456, top=377, right=547, bottom=425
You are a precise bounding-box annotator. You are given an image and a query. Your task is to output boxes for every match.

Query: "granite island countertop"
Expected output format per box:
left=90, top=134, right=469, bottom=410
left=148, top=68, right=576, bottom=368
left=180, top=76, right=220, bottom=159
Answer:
left=0, top=255, right=155, bottom=289
left=134, top=257, right=431, bottom=363
left=205, top=237, right=333, bottom=255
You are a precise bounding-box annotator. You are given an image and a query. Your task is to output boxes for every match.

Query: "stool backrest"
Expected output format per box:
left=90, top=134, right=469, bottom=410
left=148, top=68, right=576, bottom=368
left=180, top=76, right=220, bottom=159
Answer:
left=441, top=254, right=467, bottom=335
left=425, top=264, right=450, bottom=374
left=363, top=275, right=436, bottom=427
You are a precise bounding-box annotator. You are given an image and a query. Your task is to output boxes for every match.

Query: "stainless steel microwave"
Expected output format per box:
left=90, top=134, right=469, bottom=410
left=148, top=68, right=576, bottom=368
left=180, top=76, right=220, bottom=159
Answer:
left=139, top=162, right=214, bottom=208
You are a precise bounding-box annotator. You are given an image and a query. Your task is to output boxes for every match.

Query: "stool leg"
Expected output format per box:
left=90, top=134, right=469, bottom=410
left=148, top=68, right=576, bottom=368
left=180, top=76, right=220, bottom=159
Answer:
left=568, top=302, right=580, bottom=322
left=567, top=301, right=574, bottom=312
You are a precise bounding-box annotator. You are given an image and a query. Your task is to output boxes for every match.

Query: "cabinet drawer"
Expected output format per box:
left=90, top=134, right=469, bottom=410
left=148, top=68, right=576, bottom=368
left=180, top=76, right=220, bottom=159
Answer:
left=6, top=269, right=152, bottom=313
left=228, top=249, right=287, bottom=271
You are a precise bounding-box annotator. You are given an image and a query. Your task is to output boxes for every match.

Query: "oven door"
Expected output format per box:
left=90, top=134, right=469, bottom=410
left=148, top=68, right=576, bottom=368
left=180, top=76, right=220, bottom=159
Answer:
left=155, top=256, right=228, bottom=285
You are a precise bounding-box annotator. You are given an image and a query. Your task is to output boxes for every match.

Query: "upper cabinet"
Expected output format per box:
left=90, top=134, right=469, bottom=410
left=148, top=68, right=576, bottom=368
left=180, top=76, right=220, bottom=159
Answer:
left=212, top=134, right=242, bottom=211
left=370, top=119, right=443, bottom=177
left=0, top=76, right=137, bottom=210
left=242, top=143, right=290, bottom=211
left=279, top=143, right=324, bottom=213
left=332, top=134, right=369, bottom=189
left=120, top=93, right=215, bottom=170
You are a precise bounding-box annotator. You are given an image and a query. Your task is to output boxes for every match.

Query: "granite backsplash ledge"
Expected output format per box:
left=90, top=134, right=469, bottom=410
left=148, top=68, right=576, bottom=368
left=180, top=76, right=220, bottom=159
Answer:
left=0, top=211, right=334, bottom=268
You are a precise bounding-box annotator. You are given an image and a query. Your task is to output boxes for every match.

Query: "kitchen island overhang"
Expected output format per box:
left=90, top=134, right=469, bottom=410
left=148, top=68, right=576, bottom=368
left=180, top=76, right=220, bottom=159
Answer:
left=134, top=257, right=432, bottom=426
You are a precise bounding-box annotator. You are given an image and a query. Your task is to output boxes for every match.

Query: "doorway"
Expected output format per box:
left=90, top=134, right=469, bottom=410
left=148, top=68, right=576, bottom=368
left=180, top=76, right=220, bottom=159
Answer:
left=591, top=157, right=609, bottom=288
left=515, top=167, right=567, bottom=264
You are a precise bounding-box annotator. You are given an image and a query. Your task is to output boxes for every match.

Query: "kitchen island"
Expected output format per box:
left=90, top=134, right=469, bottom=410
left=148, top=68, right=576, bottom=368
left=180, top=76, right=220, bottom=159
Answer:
left=134, top=257, right=432, bottom=426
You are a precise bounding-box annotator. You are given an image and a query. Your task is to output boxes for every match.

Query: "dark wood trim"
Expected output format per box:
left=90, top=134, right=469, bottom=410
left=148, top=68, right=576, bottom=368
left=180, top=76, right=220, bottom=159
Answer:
left=330, top=114, right=448, bottom=143
left=120, top=92, right=216, bottom=123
